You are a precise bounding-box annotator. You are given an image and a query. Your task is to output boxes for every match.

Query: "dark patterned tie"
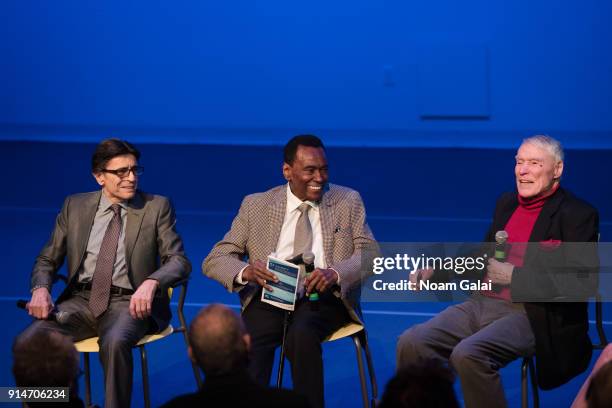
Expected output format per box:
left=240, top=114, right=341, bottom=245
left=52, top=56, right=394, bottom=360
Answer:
left=89, top=203, right=122, bottom=318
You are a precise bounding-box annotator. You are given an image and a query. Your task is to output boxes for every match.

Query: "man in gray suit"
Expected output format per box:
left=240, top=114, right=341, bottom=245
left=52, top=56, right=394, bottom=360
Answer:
left=203, top=135, right=376, bottom=408
left=24, top=138, right=191, bottom=408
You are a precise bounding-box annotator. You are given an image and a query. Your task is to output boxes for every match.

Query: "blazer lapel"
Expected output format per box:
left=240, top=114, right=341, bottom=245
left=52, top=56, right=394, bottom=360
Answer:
left=319, top=188, right=335, bottom=267
left=72, top=191, right=101, bottom=277
left=125, top=192, right=146, bottom=263
left=495, top=193, right=519, bottom=233
left=529, top=188, right=564, bottom=242
left=267, top=187, right=287, bottom=256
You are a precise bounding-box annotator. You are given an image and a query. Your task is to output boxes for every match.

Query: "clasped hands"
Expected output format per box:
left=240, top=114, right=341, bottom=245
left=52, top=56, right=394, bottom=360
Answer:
left=409, top=258, right=514, bottom=289
left=242, top=260, right=338, bottom=295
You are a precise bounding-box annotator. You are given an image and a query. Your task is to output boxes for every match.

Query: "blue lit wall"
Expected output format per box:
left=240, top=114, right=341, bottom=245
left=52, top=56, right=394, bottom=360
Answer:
left=1, top=0, right=611, bottom=146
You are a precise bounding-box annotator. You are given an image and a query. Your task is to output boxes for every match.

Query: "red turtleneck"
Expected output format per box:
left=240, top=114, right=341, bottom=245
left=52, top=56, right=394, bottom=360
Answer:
left=483, top=184, right=559, bottom=301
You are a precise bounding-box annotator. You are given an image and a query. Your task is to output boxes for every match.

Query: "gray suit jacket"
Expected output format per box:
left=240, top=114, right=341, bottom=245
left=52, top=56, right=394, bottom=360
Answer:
left=31, top=190, right=191, bottom=329
left=202, top=184, right=377, bottom=323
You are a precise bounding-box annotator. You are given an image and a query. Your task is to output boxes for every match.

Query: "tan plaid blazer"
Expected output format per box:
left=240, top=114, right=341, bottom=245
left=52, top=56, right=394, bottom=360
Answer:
left=202, top=183, right=377, bottom=323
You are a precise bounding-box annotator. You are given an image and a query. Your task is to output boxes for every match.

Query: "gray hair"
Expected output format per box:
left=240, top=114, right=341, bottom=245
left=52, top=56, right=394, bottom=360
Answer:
left=522, top=135, right=564, bottom=162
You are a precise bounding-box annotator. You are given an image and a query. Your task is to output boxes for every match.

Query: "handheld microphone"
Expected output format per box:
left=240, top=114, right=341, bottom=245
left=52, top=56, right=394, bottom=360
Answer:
left=494, top=230, right=509, bottom=261
left=286, top=253, right=306, bottom=265
left=302, top=252, right=319, bottom=310
left=16, top=299, right=71, bottom=324
left=492, top=230, right=509, bottom=293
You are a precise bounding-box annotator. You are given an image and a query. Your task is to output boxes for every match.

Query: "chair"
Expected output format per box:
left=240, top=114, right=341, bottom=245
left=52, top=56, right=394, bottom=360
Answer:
left=74, top=279, right=202, bottom=408
left=520, top=356, right=539, bottom=408
left=520, top=293, right=608, bottom=408
left=276, top=322, right=378, bottom=408
left=521, top=234, right=608, bottom=407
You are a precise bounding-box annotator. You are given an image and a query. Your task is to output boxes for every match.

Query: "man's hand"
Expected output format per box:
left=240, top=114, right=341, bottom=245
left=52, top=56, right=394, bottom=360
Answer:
left=409, top=268, right=434, bottom=291
left=242, top=260, right=278, bottom=291
left=304, top=268, right=338, bottom=295
left=27, top=287, right=53, bottom=319
left=130, top=279, right=159, bottom=320
left=487, top=258, right=514, bottom=285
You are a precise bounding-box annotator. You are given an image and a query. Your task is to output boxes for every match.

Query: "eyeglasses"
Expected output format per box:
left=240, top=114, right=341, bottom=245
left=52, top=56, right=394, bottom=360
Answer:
left=101, top=165, right=144, bottom=178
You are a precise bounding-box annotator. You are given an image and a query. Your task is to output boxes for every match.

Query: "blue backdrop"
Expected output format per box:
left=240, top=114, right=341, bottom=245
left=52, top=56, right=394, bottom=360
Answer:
left=1, top=1, right=612, bottom=145
left=1, top=141, right=611, bottom=407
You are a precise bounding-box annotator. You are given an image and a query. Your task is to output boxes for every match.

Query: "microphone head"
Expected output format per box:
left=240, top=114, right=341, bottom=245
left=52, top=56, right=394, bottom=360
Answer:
left=303, top=252, right=315, bottom=265
left=286, top=253, right=304, bottom=265
left=495, top=230, right=508, bottom=244
left=55, top=310, right=71, bottom=325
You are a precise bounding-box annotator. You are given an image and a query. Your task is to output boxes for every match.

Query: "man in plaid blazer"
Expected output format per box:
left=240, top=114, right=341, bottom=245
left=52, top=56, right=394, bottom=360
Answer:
left=203, top=135, right=376, bottom=408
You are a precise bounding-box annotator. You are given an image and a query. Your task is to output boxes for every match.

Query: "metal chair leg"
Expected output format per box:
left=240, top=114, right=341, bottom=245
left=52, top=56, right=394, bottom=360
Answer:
left=528, top=358, right=539, bottom=408
left=140, top=345, right=150, bottom=408
left=276, top=348, right=286, bottom=389
left=521, top=357, right=539, bottom=408
left=521, top=358, right=528, bottom=408
left=177, top=325, right=202, bottom=387
left=361, top=332, right=378, bottom=407
left=84, top=352, right=92, bottom=407
left=595, top=293, right=609, bottom=349
left=176, top=290, right=202, bottom=388
left=352, top=335, right=369, bottom=408
left=276, top=311, right=291, bottom=389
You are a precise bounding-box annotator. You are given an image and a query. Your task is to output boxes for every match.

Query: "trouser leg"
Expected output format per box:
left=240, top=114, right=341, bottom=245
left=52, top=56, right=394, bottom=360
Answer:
left=396, top=298, right=480, bottom=369
left=97, top=295, right=149, bottom=408
left=396, top=295, right=535, bottom=408
left=285, top=293, right=350, bottom=408
left=242, top=294, right=286, bottom=386
left=449, top=300, right=535, bottom=408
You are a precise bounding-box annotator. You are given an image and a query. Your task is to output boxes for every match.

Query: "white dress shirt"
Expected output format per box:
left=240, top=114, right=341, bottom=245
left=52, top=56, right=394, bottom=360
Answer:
left=273, top=184, right=326, bottom=268
left=236, top=183, right=339, bottom=284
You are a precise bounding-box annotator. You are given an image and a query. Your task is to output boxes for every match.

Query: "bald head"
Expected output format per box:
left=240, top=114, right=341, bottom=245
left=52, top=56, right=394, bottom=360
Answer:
left=189, top=304, right=250, bottom=376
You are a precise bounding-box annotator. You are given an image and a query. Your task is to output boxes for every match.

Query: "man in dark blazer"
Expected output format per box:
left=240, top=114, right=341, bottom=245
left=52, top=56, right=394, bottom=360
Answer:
left=24, top=138, right=191, bottom=408
left=203, top=135, right=377, bottom=408
left=161, top=304, right=310, bottom=408
left=397, top=135, right=598, bottom=408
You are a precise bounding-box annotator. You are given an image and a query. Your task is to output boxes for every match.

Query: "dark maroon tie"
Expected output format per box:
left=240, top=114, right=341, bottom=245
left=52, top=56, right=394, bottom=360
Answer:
left=89, top=203, right=122, bottom=318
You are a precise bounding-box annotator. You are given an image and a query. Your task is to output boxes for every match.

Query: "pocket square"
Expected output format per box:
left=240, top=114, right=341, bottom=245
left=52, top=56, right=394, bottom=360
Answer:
left=539, top=239, right=562, bottom=251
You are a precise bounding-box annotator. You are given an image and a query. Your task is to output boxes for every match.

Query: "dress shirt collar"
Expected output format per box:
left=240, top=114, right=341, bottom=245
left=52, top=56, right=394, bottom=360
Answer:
left=99, top=191, right=128, bottom=213
left=286, top=183, right=319, bottom=213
